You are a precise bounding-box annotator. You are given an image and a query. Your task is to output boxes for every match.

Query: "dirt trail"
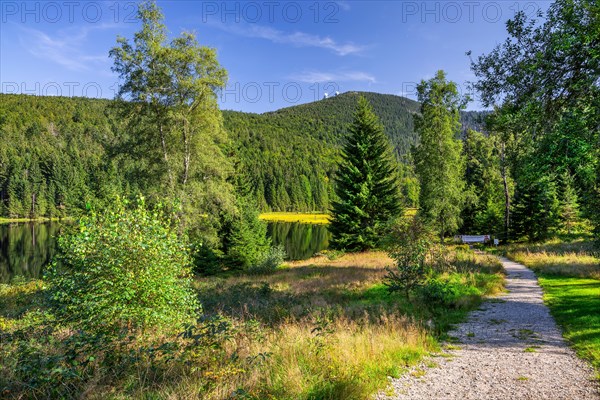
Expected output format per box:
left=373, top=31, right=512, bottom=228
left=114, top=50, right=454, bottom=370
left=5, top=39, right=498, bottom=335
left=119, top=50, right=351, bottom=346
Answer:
left=378, top=257, right=599, bottom=400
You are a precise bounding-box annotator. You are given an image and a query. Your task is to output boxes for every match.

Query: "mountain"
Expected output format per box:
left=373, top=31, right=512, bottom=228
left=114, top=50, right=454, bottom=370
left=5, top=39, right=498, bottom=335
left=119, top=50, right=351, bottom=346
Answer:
left=224, top=91, right=487, bottom=211
left=0, top=92, right=488, bottom=217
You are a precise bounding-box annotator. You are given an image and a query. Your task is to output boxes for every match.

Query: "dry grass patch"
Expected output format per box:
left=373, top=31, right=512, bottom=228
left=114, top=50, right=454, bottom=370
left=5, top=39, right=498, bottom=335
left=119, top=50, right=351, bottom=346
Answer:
left=289, top=250, right=393, bottom=269
left=504, top=239, right=600, bottom=279
left=2, top=248, right=506, bottom=399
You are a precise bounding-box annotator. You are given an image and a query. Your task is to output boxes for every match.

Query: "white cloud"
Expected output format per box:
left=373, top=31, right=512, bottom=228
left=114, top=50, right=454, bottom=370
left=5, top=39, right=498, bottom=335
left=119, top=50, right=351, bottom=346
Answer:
left=19, top=24, right=116, bottom=71
left=336, top=1, right=351, bottom=11
left=290, top=70, right=376, bottom=83
left=216, top=23, right=364, bottom=56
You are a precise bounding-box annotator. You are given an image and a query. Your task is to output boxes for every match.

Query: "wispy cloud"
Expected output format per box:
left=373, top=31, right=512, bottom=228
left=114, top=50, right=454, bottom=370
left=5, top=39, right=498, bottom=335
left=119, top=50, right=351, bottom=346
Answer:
left=336, top=1, right=352, bottom=11
left=215, top=23, right=364, bottom=56
left=290, top=70, right=376, bottom=83
left=19, top=24, right=116, bottom=71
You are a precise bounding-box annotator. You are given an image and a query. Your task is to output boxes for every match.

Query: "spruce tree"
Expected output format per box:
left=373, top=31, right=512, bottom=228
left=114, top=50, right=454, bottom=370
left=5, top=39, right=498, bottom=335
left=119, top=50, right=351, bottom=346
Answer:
left=329, top=97, right=402, bottom=251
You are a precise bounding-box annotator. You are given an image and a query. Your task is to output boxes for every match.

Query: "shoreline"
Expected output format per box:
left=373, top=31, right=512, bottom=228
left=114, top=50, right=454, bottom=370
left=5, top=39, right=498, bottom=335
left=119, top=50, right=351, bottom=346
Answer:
left=0, top=217, right=69, bottom=225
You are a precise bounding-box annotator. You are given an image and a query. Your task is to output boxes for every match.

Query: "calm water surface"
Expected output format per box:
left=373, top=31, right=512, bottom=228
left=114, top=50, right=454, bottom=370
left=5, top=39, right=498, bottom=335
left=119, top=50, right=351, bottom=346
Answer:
left=0, top=221, right=330, bottom=283
left=0, top=223, right=62, bottom=283
left=267, top=221, right=330, bottom=260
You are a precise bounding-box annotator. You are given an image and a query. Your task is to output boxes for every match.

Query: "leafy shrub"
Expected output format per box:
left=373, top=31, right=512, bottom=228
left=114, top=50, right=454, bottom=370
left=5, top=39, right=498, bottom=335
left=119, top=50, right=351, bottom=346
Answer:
left=384, top=217, right=434, bottom=298
left=45, top=197, right=199, bottom=336
left=427, top=243, right=455, bottom=274
left=419, top=277, right=462, bottom=308
left=248, top=245, right=286, bottom=275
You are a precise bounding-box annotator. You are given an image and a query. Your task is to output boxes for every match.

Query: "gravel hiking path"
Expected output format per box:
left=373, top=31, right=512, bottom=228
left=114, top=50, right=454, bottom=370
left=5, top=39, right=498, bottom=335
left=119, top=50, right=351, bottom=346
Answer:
left=378, top=256, right=599, bottom=400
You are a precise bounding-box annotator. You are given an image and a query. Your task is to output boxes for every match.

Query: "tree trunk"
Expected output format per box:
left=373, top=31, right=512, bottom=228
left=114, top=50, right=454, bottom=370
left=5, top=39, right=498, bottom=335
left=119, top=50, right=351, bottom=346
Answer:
left=158, top=117, right=174, bottom=193
left=500, top=141, right=510, bottom=242
left=182, top=117, right=190, bottom=188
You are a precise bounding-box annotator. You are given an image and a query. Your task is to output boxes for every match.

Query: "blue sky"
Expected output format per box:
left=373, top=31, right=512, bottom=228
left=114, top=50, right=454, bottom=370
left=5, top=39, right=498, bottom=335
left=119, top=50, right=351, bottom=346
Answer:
left=1, top=1, right=552, bottom=113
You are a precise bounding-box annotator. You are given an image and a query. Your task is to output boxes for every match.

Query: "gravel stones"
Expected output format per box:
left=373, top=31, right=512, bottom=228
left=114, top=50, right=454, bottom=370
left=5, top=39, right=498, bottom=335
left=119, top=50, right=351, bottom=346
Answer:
left=378, top=257, right=599, bottom=400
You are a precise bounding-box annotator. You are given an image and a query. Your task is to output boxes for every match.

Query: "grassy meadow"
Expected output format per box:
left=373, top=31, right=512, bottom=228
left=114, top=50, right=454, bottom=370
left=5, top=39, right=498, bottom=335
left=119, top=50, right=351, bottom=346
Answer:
left=502, top=239, right=600, bottom=380
left=1, top=247, right=504, bottom=399
left=259, top=212, right=331, bottom=225
left=259, top=209, right=418, bottom=225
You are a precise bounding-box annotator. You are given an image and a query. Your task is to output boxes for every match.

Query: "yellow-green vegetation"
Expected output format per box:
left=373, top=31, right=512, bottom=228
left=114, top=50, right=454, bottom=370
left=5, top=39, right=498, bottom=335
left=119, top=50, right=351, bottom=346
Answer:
left=0, top=217, right=64, bottom=225
left=502, top=239, right=600, bottom=380
left=259, top=209, right=419, bottom=226
left=1, top=248, right=504, bottom=399
left=538, top=276, right=600, bottom=380
left=259, top=212, right=331, bottom=224
left=404, top=208, right=418, bottom=217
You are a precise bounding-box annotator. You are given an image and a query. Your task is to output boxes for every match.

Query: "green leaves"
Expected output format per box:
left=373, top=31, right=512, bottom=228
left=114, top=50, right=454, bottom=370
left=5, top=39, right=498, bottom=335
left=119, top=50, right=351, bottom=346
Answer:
left=384, top=217, right=433, bottom=299
left=109, top=0, right=232, bottom=242
left=413, top=71, right=467, bottom=240
left=470, top=0, right=600, bottom=239
left=45, top=197, right=198, bottom=336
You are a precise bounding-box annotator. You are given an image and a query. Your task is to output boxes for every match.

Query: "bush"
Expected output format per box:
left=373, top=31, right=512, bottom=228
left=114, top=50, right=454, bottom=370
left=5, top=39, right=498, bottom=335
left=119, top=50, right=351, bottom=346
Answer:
left=419, top=277, right=462, bottom=308
left=222, top=194, right=271, bottom=271
left=384, top=217, right=434, bottom=298
left=248, top=245, right=286, bottom=275
left=192, top=242, right=223, bottom=275
left=46, top=197, right=199, bottom=336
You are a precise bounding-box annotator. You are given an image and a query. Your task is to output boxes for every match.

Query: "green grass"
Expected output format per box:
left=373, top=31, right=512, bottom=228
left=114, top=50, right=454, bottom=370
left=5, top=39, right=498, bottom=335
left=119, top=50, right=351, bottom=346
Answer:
left=538, top=275, right=600, bottom=379
left=500, top=238, right=600, bottom=381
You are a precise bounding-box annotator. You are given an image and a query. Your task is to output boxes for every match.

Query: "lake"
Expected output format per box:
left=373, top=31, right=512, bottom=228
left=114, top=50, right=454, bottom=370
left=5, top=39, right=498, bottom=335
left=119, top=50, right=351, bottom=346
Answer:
left=267, top=221, right=330, bottom=260
left=0, top=221, right=330, bottom=283
left=0, top=222, right=63, bottom=284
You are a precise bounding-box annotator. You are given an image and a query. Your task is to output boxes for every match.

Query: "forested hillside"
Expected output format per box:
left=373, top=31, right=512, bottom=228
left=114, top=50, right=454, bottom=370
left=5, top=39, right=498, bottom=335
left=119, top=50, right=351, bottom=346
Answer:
left=0, top=92, right=486, bottom=217
left=0, top=95, right=121, bottom=218
left=223, top=92, right=422, bottom=211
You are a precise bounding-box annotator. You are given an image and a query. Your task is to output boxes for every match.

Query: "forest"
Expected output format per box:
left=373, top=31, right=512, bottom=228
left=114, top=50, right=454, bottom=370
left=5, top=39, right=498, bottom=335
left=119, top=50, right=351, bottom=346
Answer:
left=1, top=83, right=595, bottom=241
left=0, top=91, right=488, bottom=216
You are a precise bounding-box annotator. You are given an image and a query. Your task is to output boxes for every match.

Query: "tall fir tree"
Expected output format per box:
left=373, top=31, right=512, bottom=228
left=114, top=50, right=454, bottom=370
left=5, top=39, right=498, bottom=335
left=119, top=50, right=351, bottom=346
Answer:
left=329, top=97, right=402, bottom=251
left=413, top=70, right=467, bottom=240
left=221, top=176, right=271, bottom=271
